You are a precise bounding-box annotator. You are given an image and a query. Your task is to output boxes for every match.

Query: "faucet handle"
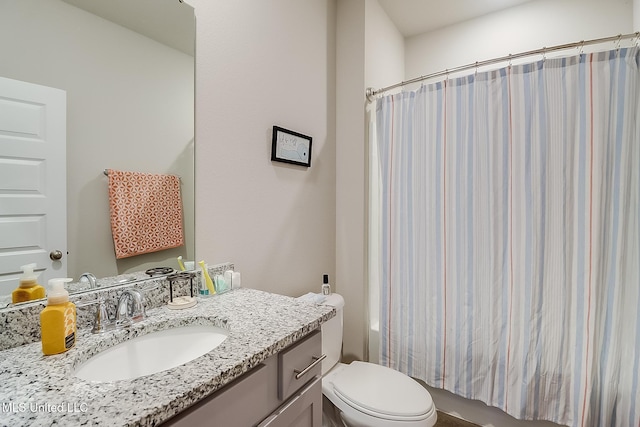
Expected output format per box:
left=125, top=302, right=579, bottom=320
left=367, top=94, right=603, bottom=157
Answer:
left=92, top=297, right=114, bottom=334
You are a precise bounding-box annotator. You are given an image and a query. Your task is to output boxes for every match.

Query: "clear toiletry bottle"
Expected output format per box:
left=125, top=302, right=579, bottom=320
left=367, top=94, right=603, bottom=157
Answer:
left=322, top=274, right=331, bottom=295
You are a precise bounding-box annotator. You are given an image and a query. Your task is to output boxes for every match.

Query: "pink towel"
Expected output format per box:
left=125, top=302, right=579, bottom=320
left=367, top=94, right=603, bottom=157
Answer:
left=108, top=169, right=184, bottom=259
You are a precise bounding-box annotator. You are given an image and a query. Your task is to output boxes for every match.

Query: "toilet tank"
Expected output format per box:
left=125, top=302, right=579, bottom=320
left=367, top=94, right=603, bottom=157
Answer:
left=321, top=293, right=344, bottom=375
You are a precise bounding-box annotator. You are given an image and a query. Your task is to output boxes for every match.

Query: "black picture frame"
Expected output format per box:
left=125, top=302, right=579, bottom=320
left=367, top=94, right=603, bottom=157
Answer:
left=271, top=126, right=312, bottom=167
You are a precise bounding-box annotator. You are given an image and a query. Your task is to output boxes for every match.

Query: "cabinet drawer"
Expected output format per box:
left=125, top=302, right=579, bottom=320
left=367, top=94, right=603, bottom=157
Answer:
left=278, top=330, right=323, bottom=401
left=258, top=376, right=322, bottom=427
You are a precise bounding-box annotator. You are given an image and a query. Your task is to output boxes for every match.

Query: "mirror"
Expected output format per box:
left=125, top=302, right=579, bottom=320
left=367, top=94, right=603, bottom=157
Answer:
left=0, top=0, right=195, bottom=303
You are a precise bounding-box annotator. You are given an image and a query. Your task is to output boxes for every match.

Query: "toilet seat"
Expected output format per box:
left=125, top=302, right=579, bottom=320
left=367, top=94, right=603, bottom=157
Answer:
left=330, top=361, right=434, bottom=422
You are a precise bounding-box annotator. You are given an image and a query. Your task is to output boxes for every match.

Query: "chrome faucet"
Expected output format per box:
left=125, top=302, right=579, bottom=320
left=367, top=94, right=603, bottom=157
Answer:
left=79, top=272, right=98, bottom=289
left=116, top=288, right=146, bottom=326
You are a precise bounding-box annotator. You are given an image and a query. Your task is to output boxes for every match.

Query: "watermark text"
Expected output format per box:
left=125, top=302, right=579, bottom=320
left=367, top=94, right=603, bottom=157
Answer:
left=1, top=401, right=88, bottom=413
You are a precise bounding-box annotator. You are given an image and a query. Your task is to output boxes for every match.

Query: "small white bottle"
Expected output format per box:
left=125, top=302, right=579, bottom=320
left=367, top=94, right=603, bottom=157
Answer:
left=322, top=274, right=331, bottom=295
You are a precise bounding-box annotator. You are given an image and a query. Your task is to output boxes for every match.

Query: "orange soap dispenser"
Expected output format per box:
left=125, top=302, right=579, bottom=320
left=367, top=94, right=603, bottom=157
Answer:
left=11, top=263, right=45, bottom=303
left=40, top=278, right=76, bottom=355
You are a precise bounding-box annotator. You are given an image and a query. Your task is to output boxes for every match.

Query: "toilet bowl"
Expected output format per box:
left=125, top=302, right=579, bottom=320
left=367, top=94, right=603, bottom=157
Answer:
left=299, top=293, right=437, bottom=427
left=322, top=362, right=437, bottom=427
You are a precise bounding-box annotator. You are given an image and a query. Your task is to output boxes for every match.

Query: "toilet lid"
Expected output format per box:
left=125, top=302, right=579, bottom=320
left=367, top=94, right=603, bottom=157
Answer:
left=331, top=361, right=433, bottom=420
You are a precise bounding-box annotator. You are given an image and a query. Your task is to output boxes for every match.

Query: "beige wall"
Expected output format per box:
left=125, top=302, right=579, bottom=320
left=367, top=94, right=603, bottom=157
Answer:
left=190, top=0, right=337, bottom=300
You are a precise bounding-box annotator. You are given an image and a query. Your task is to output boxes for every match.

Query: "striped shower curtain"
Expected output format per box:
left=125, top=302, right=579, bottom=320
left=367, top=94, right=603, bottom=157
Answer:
left=375, top=47, right=640, bottom=426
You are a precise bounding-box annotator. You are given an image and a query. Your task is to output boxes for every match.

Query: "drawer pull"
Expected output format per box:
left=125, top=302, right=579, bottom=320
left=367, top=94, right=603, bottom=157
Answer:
left=293, top=354, right=326, bottom=380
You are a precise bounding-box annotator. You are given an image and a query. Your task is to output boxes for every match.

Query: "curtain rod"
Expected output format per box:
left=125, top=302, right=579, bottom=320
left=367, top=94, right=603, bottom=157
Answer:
left=365, top=31, right=640, bottom=102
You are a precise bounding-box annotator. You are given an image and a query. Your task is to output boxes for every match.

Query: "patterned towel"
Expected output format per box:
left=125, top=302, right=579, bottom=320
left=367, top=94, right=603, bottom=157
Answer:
left=107, top=169, right=184, bottom=259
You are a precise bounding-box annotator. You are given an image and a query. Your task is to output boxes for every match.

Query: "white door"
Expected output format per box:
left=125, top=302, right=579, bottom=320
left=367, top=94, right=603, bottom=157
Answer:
left=0, top=76, right=66, bottom=298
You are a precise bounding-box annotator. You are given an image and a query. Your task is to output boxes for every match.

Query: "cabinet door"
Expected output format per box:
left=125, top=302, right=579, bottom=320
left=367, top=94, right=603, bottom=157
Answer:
left=162, top=363, right=269, bottom=427
left=257, top=376, right=322, bottom=427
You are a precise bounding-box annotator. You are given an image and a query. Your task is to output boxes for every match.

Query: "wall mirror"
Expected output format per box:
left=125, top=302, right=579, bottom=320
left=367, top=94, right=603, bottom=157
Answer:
left=0, top=0, right=195, bottom=305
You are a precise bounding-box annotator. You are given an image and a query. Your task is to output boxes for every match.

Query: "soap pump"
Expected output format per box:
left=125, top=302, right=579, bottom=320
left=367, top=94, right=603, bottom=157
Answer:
left=40, top=278, right=76, bottom=355
left=12, top=263, right=45, bottom=303
left=322, top=274, right=331, bottom=295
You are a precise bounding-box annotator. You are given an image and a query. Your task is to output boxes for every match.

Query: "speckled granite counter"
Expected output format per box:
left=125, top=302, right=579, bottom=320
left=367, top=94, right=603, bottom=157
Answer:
left=0, top=288, right=334, bottom=426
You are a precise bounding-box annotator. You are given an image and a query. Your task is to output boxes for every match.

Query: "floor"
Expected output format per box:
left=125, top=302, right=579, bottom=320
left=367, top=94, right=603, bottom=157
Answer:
left=436, top=411, right=480, bottom=427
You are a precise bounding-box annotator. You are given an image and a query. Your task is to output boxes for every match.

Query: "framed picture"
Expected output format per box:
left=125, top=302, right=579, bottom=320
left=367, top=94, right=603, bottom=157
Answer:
left=271, top=126, right=312, bottom=167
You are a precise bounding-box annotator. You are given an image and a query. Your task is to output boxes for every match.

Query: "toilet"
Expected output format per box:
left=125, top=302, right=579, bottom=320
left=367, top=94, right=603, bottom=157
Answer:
left=316, top=293, right=437, bottom=427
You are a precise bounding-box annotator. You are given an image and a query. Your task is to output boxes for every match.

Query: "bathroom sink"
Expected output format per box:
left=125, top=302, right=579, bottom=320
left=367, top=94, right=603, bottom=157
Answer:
left=74, top=325, right=228, bottom=382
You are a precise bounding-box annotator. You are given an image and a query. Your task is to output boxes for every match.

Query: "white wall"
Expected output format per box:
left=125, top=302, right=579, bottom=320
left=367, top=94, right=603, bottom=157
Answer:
left=0, top=0, right=194, bottom=281
left=335, top=0, right=368, bottom=363
left=405, top=0, right=634, bottom=87
left=364, top=1, right=405, bottom=92
left=189, top=0, right=337, bottom=300
left=635, top=0, right=640, bottom=30
left=333, top=0, right=406, bottom=364
left=363, top=0, right=405, bottom=364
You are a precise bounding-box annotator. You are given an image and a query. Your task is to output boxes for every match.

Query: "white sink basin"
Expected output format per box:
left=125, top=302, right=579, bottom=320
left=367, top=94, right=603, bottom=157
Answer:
left=74, top=325, right=228, bottom=382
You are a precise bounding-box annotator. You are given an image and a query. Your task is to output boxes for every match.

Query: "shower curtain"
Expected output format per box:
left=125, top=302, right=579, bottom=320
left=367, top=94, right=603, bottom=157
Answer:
left=375, top=47, right=640, bottom=426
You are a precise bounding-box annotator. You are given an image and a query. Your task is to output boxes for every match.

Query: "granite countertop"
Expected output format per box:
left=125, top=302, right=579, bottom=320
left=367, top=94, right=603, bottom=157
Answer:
left=0, top=288, right=334, bottom=426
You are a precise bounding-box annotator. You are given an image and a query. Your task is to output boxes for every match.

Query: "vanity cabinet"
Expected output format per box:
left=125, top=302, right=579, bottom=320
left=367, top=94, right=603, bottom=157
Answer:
left=163, top=330, right=323, bottom=427
left=257, top=377, right=321, bottom=427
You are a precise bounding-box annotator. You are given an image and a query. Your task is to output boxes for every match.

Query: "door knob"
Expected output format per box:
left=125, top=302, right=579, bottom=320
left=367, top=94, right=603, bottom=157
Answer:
left=50, top=250, right=63, bottom=261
